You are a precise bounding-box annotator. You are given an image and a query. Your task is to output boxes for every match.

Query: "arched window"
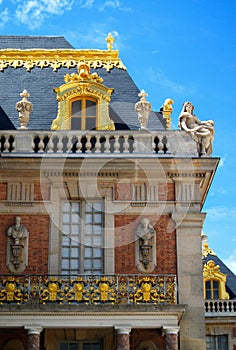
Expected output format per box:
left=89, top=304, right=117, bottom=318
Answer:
left=205, top=279, right=219, bottom=299
left=71, top=97, right=97, bottom=130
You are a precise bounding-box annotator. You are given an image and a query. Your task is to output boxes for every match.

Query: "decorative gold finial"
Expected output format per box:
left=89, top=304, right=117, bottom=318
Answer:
left=106, top=33, right=115, bottom=50
left=162, top=98, right=174, bottom=130
left=201, top=233, right=216, bottom=257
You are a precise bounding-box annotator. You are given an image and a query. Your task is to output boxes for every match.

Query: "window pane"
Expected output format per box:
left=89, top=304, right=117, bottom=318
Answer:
left=218, top=335, right=228, bottom=350
left=71, top=247, right=79, bottom=258
left=85, top=213, right=93, bottom=224
left=84, top=259, right=92, bottom=269
left=62, top=235, right=70, bottom=245
left=86, top=117, right=96, bottom=130
left=84, top=247, right=92, bottom=258
left=206, top=336, right=216, bottom=350
left=94, top=213, right=102, bottom=224
left=71, top=117, right=81, bottom=130
left=86, top=99, right=96, bottom=116
left=62, top=247, right=70, bottom=258
left=63, top=213, right=70, bottom=224
left=93, top=248, right=102, bottom=258
left=93, top=259, right=102, bottom=269
left=71, top=259, right=80, bottom=269
left=61, top=259, right=69, bottom=269
left=72, top=100, right=82, bottom=116
left=84, top=236, right=92, bottom=246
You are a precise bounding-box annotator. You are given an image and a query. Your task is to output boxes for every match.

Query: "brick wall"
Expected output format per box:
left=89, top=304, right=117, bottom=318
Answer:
left=115, top=214, right=176, bottom=274
left=34, top=182, right=50, bottom=201
left=0, top=214, right=49, bottom=274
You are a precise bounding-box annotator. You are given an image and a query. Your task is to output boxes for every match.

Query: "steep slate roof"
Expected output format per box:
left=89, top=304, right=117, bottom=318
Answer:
left=205, top=253, right=236, bottom=299
left=0, top=36, right=74, bottom=49
left=0, top=36, right=166, bottom=131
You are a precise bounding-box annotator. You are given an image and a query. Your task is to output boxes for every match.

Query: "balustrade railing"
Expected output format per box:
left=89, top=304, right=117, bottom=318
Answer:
left=0, top=274, right=176, bottom=305
left=0, top=130, right=198, bottom=156
left=205, top=299, right=236, bottom=314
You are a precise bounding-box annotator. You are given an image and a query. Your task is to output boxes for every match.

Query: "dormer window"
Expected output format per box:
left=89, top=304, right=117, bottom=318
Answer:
left=205, top=280, right=219, bottom=299
left=203, top=260, right=229, bottom=300
left=51, top=63, right=114, bottom=131
left=71, top=97, right=97, bottom=130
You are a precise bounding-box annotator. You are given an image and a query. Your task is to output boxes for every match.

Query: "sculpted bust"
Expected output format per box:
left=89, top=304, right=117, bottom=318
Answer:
left=7, top=216, right=28, bottom=245
left=6, top=216, right=29, bottom=273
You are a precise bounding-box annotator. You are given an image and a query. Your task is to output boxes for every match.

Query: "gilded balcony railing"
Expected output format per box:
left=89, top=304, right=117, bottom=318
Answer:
left=0, top=275, right=177, bottom=305
left=0, top=130, right=198, bottom=157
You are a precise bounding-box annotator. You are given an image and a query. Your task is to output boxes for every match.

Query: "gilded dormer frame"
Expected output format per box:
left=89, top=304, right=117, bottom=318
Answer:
left=203, top=260, right=229, bottom=300
left=51, top=63, right=115, bottom=130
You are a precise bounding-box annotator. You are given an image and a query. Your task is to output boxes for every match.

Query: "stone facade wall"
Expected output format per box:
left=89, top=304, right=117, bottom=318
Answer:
left=0, top=183, right=7, bottom=200
left=115, top=214, right=177, bottom=274
left=0, top=214, right=49, bottom=274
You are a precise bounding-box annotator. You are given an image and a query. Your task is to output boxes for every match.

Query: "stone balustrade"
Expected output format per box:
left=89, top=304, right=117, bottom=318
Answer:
left=0, top=130, right=199, bottom=157
left=205, top=299, right=236, bottom=316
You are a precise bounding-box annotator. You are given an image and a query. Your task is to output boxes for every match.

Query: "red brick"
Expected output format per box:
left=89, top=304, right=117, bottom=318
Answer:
left=0, top=214, right=49, bottom=274
left=115, top=214, right=176, bottom=274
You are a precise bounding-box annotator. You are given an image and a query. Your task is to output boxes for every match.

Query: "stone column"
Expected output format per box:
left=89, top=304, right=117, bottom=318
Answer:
left=172, top=212, right=206, bottom=350
left=163, top=327, right=179, bottom=350
left=25, top=327, right=43, bottom=350
left=115, top=327, right=131, bottom=350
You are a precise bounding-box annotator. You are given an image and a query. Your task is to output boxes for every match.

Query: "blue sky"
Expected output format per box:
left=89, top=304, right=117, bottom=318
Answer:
left=0, top=0, right=236, bottom=270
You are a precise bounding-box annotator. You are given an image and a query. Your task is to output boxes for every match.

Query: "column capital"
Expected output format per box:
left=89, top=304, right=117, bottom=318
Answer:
left=162, top=326, right=180, bottom=335
left=115, top=326, right=132, bottom=335
left=24, top=326, right=43, bottom=335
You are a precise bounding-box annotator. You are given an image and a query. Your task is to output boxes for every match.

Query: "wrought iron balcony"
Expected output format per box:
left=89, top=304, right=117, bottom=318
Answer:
left=205, top=299, right=236, bottom=316
left=0, top=274, right=177, bottom=305
left=0, top=130, right=198, bottom=157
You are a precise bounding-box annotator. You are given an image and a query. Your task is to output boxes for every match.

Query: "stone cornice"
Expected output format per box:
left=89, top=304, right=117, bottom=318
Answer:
left=0, top=49, right=126, bottom=72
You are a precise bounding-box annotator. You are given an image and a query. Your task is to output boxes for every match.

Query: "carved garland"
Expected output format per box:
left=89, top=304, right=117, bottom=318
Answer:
left=0, top=49, right=127, bottom=72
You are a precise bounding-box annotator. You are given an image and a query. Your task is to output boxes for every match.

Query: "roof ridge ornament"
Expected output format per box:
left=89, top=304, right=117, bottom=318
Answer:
left=106, top=33, right=115, bottom=50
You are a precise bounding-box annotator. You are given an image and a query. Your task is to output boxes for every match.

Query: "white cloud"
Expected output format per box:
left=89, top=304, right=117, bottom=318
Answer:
left=147, top=67, right=196, bottom=95
left=206, top=207, right=236, bottom=221
left=67, top=27, right=121, bottom=50
left=223, top=253, right=236, bottom=274
left=0, top=7, right=9, bottom=27
left=14, top=0, right=75, bottom=29
left=80, top=0, right=95, bottom=8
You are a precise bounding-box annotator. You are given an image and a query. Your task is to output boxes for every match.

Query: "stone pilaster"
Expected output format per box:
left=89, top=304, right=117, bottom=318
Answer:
left=115, top=327, right=131, bottom=350
left=25, top=327, right=43, bottom=350
left=172, top=212, right=206, bottom=350
left=163, top=327, right=179, bottom=350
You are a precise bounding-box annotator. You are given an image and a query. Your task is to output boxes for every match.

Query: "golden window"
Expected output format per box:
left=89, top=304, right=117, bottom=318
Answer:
left=71, top=97, right=97, bottom=130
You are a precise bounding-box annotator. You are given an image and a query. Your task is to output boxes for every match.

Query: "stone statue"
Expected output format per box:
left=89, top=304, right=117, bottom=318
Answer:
left=178, top=101, right=214, bottom=156
left=136, top=218, right=155, bottom=246
left=135, top=218, right=156, bottom=272
left=16, top=89, right=33, bottom=130
left=7, top=216, right=28, bottom=245
left=135, top=90, right=152, bottom=129
left=6, top=216, right=29, bottom=273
